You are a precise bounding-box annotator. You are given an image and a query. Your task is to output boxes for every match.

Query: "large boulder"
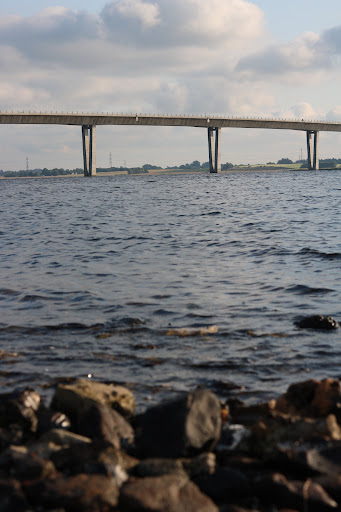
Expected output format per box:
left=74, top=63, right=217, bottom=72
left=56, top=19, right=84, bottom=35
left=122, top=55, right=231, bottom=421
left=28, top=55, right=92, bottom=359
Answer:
left=51, top=379, right=135, bottom=423
left=136, top=389, right=222, bottom=458
left=78, top=402, right=134, bottom=450
left=119, top=474, right=218, bottom=512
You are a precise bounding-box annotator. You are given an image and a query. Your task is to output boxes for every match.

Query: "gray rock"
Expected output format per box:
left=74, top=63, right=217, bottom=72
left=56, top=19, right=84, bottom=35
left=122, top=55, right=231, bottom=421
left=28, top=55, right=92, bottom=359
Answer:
left=136, top=389, right=222, bottom=458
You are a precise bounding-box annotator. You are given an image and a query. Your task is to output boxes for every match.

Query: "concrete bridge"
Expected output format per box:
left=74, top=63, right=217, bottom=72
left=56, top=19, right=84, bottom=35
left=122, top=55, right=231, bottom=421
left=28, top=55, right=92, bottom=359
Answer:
left=1, top=112, right=341, bottom=175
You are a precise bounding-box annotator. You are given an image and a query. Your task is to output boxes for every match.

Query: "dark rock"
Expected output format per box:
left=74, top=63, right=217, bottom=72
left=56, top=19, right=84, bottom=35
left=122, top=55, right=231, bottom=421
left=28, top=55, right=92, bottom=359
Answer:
left=0, top=478, right=29, bottom=512
left=24, top=473, right=120, bottom=511
left=314, top=474, right=341, bottom=503
left=37, top=406, right=71, bottom=435
left=0, top=389, right=40, bottom=433
left=0, top=445, right=56, bottom=481
left=255, top=472, right=337, bottom=511
left=306, top=444, right=341, bottom=475
left=51, top=440, right=136, bottom=478
left=119, top=473, right=218, bottom=511
left=28, top=428, right=92, bottom=459
left=194, top=467, right=251, bottom=503
left=135, top=389, right=222, bottom=458
left=276, top=378, right=341, bottom=417
left=133, top=453, right=216, bottom=479
left=78, top=402, right=134, bottom=450
left=295, top=315, right=339, bottom=330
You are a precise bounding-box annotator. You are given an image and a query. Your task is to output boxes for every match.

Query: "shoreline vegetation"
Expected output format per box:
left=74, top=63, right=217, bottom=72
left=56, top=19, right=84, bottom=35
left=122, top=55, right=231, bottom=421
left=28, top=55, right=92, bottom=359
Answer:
left=1, top=158, right=341, bottom=179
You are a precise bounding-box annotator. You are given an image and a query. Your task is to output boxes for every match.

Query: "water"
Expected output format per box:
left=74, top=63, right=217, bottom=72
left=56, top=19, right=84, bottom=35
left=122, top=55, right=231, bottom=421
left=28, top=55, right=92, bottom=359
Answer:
left=1, top=171, right=340, bottom=409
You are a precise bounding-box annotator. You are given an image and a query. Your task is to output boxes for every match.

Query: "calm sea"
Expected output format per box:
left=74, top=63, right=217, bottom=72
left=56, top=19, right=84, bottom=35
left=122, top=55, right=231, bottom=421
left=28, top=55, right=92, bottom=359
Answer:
left=1, top=170, right=340, bottom=409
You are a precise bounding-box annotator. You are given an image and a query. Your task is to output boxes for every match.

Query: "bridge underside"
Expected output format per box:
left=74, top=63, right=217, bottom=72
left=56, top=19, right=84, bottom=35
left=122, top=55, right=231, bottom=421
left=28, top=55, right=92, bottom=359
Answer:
left=80, top=125, right=320, bottom=176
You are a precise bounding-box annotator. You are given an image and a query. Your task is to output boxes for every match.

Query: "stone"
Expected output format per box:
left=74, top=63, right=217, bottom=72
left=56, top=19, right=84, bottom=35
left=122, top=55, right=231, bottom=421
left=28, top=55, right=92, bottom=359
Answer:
left=28, top=428, right=91, bottom=459
left=133, top=453, right=215, bottom=479
left=254, top=472, right=337, bottom=511
left=136, top=389, right=222, bottom=458
left=0, top=445, right=56, bottom=480
left=51, top=440, right=136, bottom=478
left=0, top=389, right=40, bottom=433
left=119, top=474, right=218, bottom=512
left=295, top=315, right=339, bottom=330
left=78, top=402, right=134, bottom=450
left=194, top=467, right=251, bottom=503
left=306, top=444, right=341, bottom=475
left=51, top=379, right=135, bottom=423
left=0, top=478, right=29, bottom=512
left=239, top=413, right=341, bottom=458
left=276, top=379, right=341, bottom=417
left=24, top=473, right=120, bottom=511
left=37, top=406, right=71, bottom=435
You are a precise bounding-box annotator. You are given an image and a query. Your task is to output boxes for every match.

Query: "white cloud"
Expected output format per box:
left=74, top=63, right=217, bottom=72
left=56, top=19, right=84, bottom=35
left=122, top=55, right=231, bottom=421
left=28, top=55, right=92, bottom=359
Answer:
left=116, top=0, right=161, bottom=28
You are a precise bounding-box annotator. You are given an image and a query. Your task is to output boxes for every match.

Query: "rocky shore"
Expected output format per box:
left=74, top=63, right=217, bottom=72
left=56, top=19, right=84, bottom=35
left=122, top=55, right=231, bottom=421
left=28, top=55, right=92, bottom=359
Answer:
left=2, top=373, right=341, bottom=511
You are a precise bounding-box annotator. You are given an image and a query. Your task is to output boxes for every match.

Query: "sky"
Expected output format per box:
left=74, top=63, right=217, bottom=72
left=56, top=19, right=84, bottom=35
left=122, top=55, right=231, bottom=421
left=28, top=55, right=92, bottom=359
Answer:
left=1, top=0, right=341, bottom=170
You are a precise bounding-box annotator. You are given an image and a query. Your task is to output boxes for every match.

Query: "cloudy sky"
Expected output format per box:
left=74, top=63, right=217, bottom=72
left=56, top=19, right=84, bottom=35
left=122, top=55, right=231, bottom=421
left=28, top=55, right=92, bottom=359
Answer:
left=1, top=0, right=341, bottom=170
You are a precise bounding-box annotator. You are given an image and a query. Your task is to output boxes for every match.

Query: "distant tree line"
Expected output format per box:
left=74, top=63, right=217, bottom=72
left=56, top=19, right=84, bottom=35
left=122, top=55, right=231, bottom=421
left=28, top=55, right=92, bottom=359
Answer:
left=276, top=157, right=341, bottom=169
left=0, top=168, right=83, bottom=178
left=1, top=157, right=339, bottom=178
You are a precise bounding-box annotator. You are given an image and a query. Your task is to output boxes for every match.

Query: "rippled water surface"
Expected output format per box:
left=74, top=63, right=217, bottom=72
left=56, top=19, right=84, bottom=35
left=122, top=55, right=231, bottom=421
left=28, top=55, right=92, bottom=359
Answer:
left=1, top=171, right=340, bottom=408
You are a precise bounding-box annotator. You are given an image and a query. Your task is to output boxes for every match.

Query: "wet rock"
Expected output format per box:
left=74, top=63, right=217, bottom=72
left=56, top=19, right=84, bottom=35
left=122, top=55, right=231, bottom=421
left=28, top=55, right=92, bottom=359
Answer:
left=119, top=473, right=218, bottom=512
left=78, top=402, right=134, bottom=450
left=24, top=473, right=120, bottom=511
left=135, top=389, right=222, bottom=458
left=255, top=472, right=337, bottom=511
left=0, top=478, right=29, bottom=512
left=51, top=378, right=135, bottom=422
left=276, top=379, right=341, bottom=417
left=0, top=388, right=40, bottom=433
left=51, top=440, right=137, bottom=478
left=193, top=467, right=251, bottom=503
left=295, top=315, right=339, bottom=330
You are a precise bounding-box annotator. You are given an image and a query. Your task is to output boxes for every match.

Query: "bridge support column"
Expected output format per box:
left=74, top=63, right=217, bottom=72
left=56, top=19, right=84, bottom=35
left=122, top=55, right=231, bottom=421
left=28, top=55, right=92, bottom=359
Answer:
left=306, top=130, right=319, bottom=170
left=208, top=127, right=221, bottom=173
left=82, top=125, right=96, bottom=176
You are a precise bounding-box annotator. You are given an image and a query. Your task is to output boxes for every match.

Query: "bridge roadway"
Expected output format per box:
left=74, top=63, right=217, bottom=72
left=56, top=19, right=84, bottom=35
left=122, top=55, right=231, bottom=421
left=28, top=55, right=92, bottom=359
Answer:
left=1, top=112, right=341, bottom=175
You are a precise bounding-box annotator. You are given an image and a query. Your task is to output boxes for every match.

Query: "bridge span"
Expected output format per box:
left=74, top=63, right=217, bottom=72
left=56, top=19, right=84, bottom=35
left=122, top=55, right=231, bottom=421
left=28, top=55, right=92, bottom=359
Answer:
left=1, top=112, right=341, bottom=175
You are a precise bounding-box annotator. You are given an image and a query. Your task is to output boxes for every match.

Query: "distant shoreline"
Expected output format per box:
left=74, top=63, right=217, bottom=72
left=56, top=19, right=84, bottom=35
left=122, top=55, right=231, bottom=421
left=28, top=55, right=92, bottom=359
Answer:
left=1, top=166, right=340, bottom=179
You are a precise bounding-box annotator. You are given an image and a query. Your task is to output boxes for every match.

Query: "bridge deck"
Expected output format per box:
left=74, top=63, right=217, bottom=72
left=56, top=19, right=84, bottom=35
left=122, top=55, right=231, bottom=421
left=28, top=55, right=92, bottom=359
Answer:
left=1, top=112, right=341, bottom=132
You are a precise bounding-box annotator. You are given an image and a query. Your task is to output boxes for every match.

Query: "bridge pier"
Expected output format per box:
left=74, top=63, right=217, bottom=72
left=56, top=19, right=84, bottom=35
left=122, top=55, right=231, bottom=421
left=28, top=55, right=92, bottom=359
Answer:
left=82, top=125, right=96, bottom=176
left=208, top=127, right=221, bottom=173
left=306, top=130, right=319, bottom=170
